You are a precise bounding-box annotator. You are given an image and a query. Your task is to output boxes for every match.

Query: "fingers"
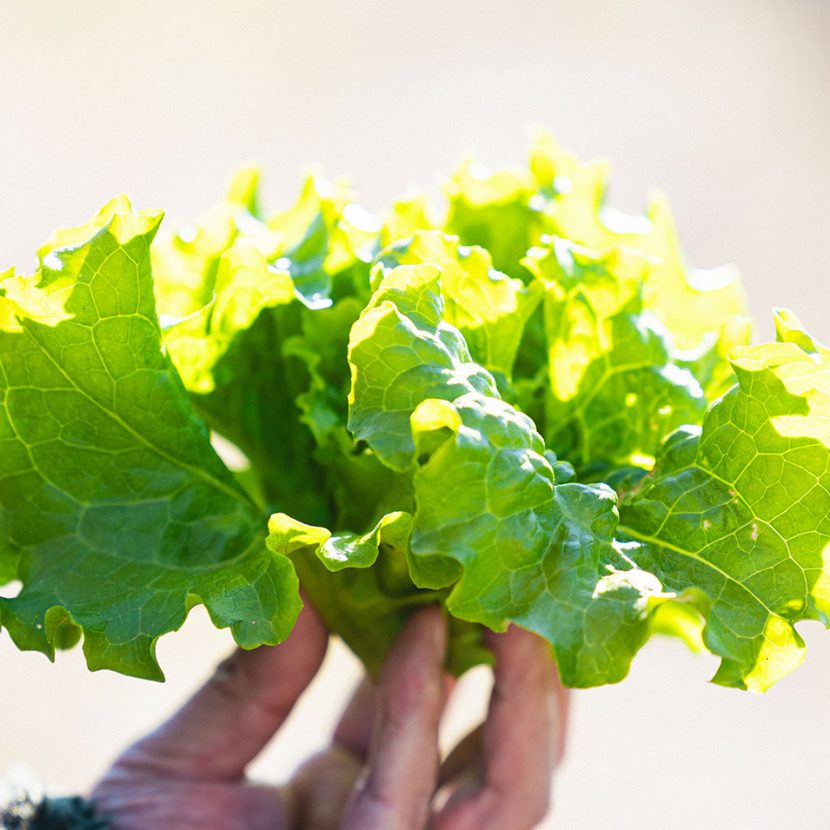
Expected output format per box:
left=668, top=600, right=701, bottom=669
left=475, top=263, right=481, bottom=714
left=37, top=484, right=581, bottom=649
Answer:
left=116, top=601, right=329, bottom=780
left=287, top=745, right=365, bottom=830
left=332, top=672, right=457, bottom=761
left=437, top=724, right=482, bottom=790
left=481, top=627, right=558, bottom=820
left=341, top=606, right=448, bottom=830
left=284, top=679, right=378, bottom=830
left=288, top=654, right=452, bottom=829
left=435, top=626, right=560, bottom=830
left=332, top=677, right=377, bottom=760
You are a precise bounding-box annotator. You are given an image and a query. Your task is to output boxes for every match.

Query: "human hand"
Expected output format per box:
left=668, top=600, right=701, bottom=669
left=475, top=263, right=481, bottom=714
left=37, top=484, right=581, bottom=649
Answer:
left=91, top=605, right=567, bottom=829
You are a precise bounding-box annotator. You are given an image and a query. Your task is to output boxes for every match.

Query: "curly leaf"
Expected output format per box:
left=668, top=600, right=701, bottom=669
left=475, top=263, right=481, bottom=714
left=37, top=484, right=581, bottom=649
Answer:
left=347, top=265, right=666, bottom=685
left=376, top=231, right=541, bottom=380
left=620, top=311, right=830, bottom=690
left=156, top=175, right=377, bottom=524
left=444, top=156, right=541, bottom=276
left=267, top=511, right=485, bottom=675
left=524, top=238, right=707, bottom=473
left=0, top=205, right=300, bottom=679
left=347, top=264, right=497, bottom=472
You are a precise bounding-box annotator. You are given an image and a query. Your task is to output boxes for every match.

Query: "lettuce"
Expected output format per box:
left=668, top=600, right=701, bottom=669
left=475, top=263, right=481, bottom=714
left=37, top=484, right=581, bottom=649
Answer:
left=2, top=133, right=828, bottom=691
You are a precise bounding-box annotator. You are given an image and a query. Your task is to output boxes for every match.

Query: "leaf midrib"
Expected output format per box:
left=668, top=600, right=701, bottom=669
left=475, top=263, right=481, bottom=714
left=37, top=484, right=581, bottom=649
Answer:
left=20, top=319, right=255, bottom=515
left=617, top=522, right=776, bottom=617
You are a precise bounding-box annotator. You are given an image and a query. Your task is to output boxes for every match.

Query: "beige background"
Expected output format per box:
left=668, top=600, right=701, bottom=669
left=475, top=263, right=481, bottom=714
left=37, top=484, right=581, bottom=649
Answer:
left=1, top=1, right=829, bottom=827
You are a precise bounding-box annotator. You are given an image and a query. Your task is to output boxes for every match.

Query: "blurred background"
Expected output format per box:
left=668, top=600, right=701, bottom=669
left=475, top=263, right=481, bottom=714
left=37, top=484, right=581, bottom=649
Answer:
left=1, top=1, right=829, bottom=827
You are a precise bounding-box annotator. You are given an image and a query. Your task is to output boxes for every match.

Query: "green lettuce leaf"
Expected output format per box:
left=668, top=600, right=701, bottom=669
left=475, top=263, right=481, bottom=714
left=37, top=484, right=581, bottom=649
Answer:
left=375, top=231, right=541, bottom=382
left=444, top=156, right=541, bottom=277
left=0, top=204, right=300, bottom=679
left=530, top=130, right=749, bottom=351
left=162, top=244, right=327, bottom=523
left=267, top=510, right=490, bottom=676
left=347, top=263, right=498, bottom=472
left=523, top=238, right=707, bottom=474
left=3, top=133, right=828, bottom=693
left=344, top=264, right=666, bottom=685
left=446, top=130, right=750, bottom=389
left=380, top=192, right=439, bottom=249
left=155, top=174, right=377, bottom=524
left=151, top=167, right=266, bottom=318
left=266, top=175, right=378, bottom=306
left=620, top=310, right=830, bottom=690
